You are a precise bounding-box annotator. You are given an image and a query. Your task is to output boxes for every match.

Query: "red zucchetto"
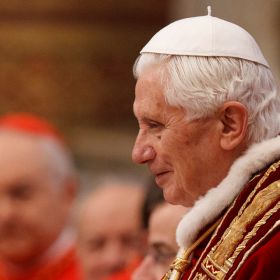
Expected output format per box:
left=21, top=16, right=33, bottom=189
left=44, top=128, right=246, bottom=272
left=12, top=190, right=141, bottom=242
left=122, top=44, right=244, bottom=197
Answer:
left=0, top=112, right=65, bottom=143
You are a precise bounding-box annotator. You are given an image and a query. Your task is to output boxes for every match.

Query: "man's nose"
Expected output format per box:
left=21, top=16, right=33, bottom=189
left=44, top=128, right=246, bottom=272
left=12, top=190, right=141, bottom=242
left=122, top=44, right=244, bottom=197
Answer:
left=132, top=135, right=156, bottom=164
left=104, top=243, right=127, bottom=273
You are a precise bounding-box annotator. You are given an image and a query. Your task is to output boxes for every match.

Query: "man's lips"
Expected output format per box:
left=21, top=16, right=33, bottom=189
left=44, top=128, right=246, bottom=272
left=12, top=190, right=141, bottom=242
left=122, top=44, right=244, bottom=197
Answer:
left=155, top=171, right=170, bottom=177
left=153, top=171, right=171, bottom=186
left=150, top=166, right=170, bottom=176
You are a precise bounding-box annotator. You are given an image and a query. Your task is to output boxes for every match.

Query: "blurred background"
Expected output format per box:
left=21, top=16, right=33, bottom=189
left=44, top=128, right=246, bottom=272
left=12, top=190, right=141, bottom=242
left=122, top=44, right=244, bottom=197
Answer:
left=0, top=0, right=279, bottom=188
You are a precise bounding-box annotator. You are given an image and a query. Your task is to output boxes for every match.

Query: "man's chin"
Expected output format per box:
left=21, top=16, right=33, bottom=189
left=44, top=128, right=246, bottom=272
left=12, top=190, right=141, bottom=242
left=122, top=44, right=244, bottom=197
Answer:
left=162, top=187, right=194, bottom=207
left=162, top=186, right=178, bottom=204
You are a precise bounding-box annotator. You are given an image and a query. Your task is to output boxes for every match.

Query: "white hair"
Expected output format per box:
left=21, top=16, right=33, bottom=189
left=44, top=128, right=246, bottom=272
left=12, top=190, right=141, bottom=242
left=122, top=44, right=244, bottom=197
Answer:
left=38, top=136, right=76, bottom=189
left=133, top=54, right=280, bottom=144
left=0, top=130, right=76, bottom=190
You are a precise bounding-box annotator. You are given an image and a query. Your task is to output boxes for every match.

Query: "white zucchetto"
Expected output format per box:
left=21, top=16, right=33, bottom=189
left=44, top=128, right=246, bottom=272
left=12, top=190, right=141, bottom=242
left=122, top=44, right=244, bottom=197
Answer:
left=140, top=10, right=269, bottom=68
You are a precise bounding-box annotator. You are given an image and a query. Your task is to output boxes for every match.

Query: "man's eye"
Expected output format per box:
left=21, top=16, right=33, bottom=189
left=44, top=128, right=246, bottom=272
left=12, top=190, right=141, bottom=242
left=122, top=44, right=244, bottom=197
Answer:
left=148, top=248, right=177, bottom=264
left=9, top=184, right=33, bottom=200
left=148, top=121, right=163, bottom=129
left=154, top=252, right=175, bottom=264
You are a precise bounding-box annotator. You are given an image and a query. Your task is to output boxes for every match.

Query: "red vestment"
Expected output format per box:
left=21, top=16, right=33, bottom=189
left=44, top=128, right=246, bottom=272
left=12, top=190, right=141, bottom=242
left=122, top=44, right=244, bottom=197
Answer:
left=161, top=136, right=280, bottom=280
left=0, top=248, right=80, bottom=280
left=181, top=159, right=280, bottom=280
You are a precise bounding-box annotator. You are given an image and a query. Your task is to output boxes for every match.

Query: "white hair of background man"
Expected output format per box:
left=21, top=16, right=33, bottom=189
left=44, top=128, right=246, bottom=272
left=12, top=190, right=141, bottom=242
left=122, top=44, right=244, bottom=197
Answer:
left=133, top=54, right=280, bottom=144
left=0, top=130, right=76, bottom=190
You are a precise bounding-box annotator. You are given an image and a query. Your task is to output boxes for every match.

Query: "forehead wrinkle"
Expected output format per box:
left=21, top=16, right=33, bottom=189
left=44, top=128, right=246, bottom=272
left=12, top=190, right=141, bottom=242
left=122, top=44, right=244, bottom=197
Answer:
left=134, top=100, right=161, bottom=122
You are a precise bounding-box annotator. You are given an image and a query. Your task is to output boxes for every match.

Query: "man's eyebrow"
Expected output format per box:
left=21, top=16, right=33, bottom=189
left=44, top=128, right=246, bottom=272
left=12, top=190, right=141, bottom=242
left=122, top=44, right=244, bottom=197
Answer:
left=142, top=117, right=154, bottom=122
left=141, top=116, right=161, bottom=123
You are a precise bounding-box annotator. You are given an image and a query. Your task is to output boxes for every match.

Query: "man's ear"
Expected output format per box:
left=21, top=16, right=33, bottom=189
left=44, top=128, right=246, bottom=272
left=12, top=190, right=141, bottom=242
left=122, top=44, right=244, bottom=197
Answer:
left=219, top=101, right=248, bottom=150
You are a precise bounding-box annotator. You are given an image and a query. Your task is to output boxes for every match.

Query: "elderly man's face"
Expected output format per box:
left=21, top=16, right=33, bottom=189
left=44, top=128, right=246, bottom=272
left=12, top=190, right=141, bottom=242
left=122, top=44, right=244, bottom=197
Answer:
left=132, top=67, right=222, bottom=206
left=0, top=133, right=72, bottom=263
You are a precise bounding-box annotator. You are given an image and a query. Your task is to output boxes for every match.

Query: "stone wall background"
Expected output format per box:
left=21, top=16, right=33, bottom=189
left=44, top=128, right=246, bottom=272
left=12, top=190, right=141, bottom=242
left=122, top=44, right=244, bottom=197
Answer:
left=0, top=1, right=279, bottom=187
left=0, top=1, right=169, bottom=183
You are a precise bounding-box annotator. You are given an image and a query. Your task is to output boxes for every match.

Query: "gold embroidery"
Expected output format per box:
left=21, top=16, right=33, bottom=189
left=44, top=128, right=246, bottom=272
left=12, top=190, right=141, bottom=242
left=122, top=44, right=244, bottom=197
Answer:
left=228, top=219, right=280, bottom=280
left=162, top=218, right=221, bottom=280
left=193, top=272, right=209, bottom=280
left=212, top=180, right=280, bottom=266
left=162, top=257, right=191, bottom=280
left=227, top=199, right=280, bottom=267
left=237, top=161, right=280, bottom=216
left=201, top=257, right=220, bottom=279
left=188, top=169, right=260, bottom=280
left=208, top=161, right=280, bottom=257
left=201, top=177, right=280, bottom=279
left=188, top=160, right=280, bottom=280
left=171, top=257, right=190, bottom=273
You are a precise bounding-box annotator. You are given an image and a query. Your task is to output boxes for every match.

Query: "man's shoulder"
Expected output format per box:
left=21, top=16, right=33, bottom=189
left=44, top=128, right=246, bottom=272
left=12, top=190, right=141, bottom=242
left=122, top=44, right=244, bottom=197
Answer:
left=187, top=159, right=280, bottom=279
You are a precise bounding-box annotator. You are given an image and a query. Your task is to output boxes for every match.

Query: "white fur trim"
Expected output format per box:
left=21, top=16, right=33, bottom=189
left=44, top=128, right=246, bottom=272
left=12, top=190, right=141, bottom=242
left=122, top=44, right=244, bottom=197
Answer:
left=176, top=135, right=280, bottom=248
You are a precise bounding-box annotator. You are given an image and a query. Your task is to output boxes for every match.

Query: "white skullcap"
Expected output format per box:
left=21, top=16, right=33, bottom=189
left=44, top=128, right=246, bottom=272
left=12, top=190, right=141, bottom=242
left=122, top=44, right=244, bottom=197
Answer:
left=141, top=8, right=269, bottom=68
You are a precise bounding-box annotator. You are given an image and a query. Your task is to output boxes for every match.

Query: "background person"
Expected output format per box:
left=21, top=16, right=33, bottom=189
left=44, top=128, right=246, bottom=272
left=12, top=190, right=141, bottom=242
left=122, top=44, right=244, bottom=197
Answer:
left=133, top=184, right=187, bottom=280
left=0, top=113, right=79, bottom=280
left=77, top=177, right=146, bottom=280
left=132, top=9, right=280, bottom=280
